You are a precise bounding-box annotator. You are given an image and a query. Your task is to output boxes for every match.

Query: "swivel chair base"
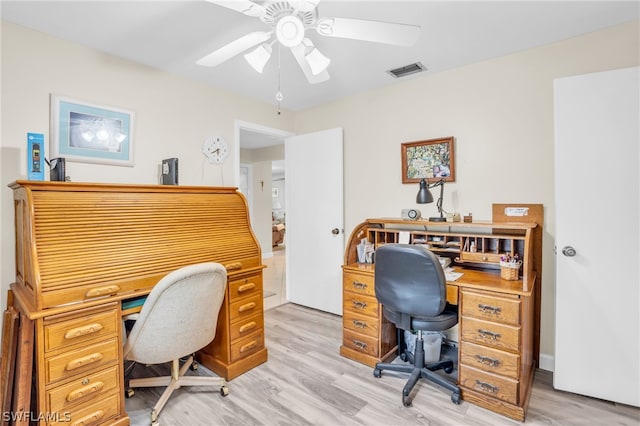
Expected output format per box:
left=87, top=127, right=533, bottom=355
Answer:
left=374, top=331, right=461, bottom=407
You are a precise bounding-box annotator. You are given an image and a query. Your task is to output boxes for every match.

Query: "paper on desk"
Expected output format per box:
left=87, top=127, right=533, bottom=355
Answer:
left=445, top=267, right=463, bottom=282
left=398, top=231, right=410, bottom=244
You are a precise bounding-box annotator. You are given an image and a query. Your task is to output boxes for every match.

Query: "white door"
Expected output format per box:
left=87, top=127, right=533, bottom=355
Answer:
left=553, top=67, right=639, bottom=407
left=285, top=128, right=344, bottom=315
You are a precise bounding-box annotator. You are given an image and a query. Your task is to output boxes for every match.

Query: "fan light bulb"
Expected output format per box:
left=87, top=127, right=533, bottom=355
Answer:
left=276, top=15, right=305, bottom=47
left=305, top=47, right=331, bottom=75
left=244, top=43, right=272, bottom=73
left=275, top=91, right=284, bottom=102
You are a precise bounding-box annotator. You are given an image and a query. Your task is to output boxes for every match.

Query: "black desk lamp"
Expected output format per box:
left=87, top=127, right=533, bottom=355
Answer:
left=416, top=178, right=446, bottom=222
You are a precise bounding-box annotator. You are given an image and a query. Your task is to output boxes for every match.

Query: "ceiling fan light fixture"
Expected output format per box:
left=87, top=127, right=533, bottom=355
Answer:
left=276, top=15, right=305, bottom=47
left=291, top=0, right=320, bottom=13
left=305, top=47, right=330, bottom=75
left=244, top=42, right=272, bottom=73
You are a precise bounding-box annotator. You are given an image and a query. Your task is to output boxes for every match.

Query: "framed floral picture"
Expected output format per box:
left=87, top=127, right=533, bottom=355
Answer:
left=50, top=95, right=135, bottom=166
left=401, top=136, right=455, bottom=183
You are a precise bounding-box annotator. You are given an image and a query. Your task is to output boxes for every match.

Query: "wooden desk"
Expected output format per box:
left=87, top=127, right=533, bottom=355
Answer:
left=2, top=181, right=268, bottom=425
left=340, top=213, right=542, bottom=421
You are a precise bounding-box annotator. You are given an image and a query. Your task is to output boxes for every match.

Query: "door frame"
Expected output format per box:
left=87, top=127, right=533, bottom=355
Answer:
left=234, top=120, right=294, bottom=258
left=233, top=120, right=293, bottom=187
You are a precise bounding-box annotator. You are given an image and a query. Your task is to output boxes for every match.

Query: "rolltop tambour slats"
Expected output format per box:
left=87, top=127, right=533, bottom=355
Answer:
left=10, top=181, right=262, bottom=310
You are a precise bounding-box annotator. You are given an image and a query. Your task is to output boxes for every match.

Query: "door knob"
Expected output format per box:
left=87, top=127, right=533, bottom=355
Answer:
left=561, top=246, right=576, bottom=257
left=331, top=228, right=340, bottom=235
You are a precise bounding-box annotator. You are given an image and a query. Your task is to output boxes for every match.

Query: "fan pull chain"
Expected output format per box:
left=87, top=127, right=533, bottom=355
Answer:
left=276, top=43, right=283, bottom=115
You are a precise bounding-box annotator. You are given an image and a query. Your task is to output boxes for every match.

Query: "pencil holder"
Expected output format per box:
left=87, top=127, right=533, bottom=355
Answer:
left=500, top=261, right=522, bottom=281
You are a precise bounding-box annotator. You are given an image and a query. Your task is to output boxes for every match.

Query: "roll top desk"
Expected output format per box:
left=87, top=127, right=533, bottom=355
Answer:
left=3, top=181, right=268, bottom=425
left=341, top=205, right=543, bottom=421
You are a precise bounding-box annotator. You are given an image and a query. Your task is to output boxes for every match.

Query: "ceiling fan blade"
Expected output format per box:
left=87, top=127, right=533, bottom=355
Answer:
left=197, top=31, right=272, bottom=67
left=316, top=17, right=420, bottom=46
left=205, top=0, right=266, bottom=18
left=291, top=41, right=329, bottom=84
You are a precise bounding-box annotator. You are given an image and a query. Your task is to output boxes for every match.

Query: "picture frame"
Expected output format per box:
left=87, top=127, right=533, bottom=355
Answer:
left=50, top=95, right=135, bottom=166
left=401, top=136, right=455, bottom=183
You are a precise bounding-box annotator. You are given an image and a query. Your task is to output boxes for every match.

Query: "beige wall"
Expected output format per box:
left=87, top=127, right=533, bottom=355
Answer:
left=1, top=18, right=638, bottom=368
left=292, top=20, right=639, bottom=368
left=0, top=21, right=294, bottom=324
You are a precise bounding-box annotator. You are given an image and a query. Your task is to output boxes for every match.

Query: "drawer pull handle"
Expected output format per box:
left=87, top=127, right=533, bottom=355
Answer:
left=352, top=281, right=368, bottom=290
left=238, top=302, right=256, bottom=313
left=225, top=262, right=243, bottom=271
left=239, top=321, right=257, bottom=333
left=475, top=380, right=499, bottom=394
left=66, top=352, right=104, bottom=371
left=240, top=341, right=257, bottom=353
left=238, top=283, right=256, bottom=292
left=64, top=323, right=103, bottom=340
left=478, top=304, right=501, bottom=315
left=352, top=320, right=368, bottom=329
left=85, top=285, right=120, bottom=298
left=71, top=409, right=105, bottom=426
left=478, top=329, right=501, bottom=340
left=66, top=380, right=105, bottom=402
left=352, top=301, right=367, bottom=310
left=352, top=339, right=367, bottom=350
left=475, top=355, right=500, bottom=367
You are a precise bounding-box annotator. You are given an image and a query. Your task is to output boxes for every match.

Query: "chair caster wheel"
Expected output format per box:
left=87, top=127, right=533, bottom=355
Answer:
left=402, top=395, right=412, bottom=407
left=190, top=361, right=198, bottom=371
left=125, top=388, right=134, bottom=398
left=444, top=365, right=453, bottom=374
left=373, top=368, right=381, bottom=378
left=220, top=385, right=229, bottom=397
left=451, top=392, right=461, bottom=404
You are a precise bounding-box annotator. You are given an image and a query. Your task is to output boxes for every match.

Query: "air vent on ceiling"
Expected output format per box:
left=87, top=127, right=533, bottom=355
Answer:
left=387, top=62, right=427, bottom=79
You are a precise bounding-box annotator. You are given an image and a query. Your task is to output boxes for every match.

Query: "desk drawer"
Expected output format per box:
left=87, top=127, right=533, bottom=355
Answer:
left=229, top=293, right=263, bottom=323
left=460, top=251, right=502, bottom=264
left=46, top=338, right=119, bottom=384
left=343, top=293, right=378, bottom=318
left=343, top=329, right=378, bottom=358
left=461, top=290, right=520, bottom=326
left=230, top=330, right=265, bottom=362
left=343, top=310, right=380, bottom=338
left=229, top=313, right=264, bottom=341
left=54, top=391, right=121, bottom=426
left=460, top=364, right=519, bottom=405
left=461, top=317, right=520, bottom=353
left=229, top=274, right=262, bottom=300
left=45, top=308, right=118, bottom=353
left=343, top=271, right=375, bottom=297
left=47, top=365, right=119, bottom=412
left=460, top=341, right=520, bottom=379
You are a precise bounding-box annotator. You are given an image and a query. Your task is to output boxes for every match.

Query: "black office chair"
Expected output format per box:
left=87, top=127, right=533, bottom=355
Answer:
left=373, top=244, right=461, bottom=407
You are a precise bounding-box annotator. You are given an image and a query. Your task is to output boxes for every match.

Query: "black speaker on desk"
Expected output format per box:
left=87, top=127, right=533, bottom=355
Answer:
left=161, top=158, right=178, bottom=185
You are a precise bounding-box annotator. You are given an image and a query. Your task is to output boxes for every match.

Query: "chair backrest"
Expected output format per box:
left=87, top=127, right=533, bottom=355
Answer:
left=374, top=244, right=446, bottom=318
left=123, top=262, right=227, bottom=365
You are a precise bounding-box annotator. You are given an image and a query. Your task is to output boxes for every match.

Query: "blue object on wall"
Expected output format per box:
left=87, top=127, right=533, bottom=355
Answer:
left=27, top=132, right=45, bottom=181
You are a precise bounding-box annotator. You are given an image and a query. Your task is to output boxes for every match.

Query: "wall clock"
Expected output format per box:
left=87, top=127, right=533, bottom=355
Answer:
left=202, top=136, right=229, bottom=164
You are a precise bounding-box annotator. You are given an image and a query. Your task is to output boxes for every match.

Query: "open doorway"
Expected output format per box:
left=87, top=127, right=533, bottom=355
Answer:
left=235, top=121, right=292, bottom=310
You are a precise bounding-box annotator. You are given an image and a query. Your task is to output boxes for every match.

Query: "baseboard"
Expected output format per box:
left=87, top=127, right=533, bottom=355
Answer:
left=538, top=353, right=554, bottom=372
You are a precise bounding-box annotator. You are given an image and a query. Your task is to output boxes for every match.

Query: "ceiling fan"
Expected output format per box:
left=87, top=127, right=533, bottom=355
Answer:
left=196, top=0, right=421, bottom=84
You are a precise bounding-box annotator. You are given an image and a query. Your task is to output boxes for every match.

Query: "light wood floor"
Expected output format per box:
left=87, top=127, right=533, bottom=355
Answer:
left=125, top=303, right=639, bottom=425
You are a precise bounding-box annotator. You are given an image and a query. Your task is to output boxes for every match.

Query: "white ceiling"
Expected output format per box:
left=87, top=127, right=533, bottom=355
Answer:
left=2, top=1, right=638, bottom=114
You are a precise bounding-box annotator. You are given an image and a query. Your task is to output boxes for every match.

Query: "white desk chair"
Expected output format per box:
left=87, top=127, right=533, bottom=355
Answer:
left=123, top=262, right=228, bottom=425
